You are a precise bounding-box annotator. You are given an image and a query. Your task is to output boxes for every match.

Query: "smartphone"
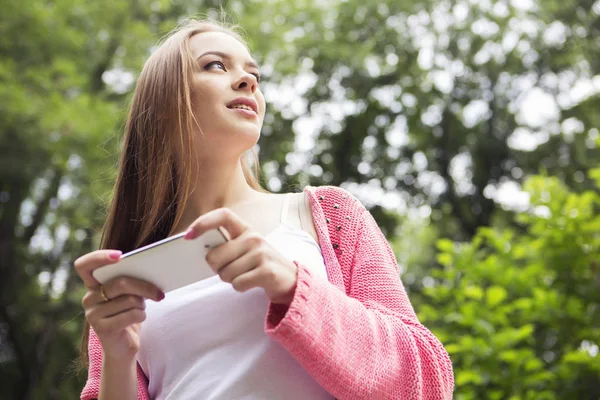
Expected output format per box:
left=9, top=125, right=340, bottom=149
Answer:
left=92, top=227, right=229, bottom=292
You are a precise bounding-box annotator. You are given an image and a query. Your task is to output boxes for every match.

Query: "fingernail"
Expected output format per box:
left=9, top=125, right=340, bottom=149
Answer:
left=109, top=251, right=122, bottom=261
left=184, top=229, right=195, bottom=240
left=157, top=291, right=165, bottom=301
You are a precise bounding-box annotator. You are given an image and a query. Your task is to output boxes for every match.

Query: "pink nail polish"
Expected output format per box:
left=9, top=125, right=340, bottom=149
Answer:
left=184, top=229, right=195, bottom=240
left=109, top=251, right=122, bottom=261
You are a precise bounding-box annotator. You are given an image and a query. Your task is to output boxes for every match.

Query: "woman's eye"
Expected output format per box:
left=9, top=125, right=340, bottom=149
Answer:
left=205, top=61, right=226, bottom=71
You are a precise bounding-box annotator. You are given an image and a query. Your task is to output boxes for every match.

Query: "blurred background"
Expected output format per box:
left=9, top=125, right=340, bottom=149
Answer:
left=1, top=0, right=599, bottom=398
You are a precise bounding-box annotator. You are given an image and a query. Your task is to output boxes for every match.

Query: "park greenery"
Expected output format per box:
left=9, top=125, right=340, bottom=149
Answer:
left=0, top=0, right=598, bottom=398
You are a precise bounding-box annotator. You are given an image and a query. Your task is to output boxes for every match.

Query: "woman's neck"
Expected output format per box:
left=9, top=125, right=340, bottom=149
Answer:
left=173, top=158, right=266, bottom=233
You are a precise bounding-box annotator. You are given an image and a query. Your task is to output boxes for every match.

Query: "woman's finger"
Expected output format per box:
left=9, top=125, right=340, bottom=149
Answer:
left=184, top=208, right=249, bottom=241
left=217, top=247, right=263, bottom=283
left=81, top=288, right=106, bottom=310
left=85, top=294, right=146, bottom=323
left=102, top=276, right=164, bottom=302
left=93, top=308, right=147, bottom=336
left=229, top=266, right=265, bottom=293
left=74, top=250, right=122, bottom=288
left=206, top=230, right=262, bottom=272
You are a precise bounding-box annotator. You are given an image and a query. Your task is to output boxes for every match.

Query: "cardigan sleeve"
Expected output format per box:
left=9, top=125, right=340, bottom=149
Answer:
left=265, top=206, right=454, bottom=400
left=80, top=328, right=151, bottom=400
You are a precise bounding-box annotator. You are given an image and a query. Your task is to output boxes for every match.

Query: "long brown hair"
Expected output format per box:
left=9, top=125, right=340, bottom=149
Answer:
left=80, top=18, right=266, bottom=368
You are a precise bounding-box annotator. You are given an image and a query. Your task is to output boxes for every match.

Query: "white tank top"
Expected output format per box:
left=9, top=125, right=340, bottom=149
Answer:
left=137, top=194, right=334, bottom=400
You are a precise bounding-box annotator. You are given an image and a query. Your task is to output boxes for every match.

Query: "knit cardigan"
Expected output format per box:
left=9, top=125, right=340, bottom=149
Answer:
left=81, top=185, right=454, bottom=400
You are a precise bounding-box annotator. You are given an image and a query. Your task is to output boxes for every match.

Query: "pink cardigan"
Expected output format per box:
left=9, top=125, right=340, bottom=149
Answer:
left=82, top=186, right=454, bottom=399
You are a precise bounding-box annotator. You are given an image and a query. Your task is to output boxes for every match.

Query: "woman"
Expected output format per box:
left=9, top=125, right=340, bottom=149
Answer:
left=75, top=18, right=454, bottom=400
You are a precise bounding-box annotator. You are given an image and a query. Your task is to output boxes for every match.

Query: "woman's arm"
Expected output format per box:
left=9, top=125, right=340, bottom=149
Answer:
left=265, top=204, right=454, bottom=400
left=81, top=329, right=151, bottom=400
left=99, top=353, right=138, bottom=400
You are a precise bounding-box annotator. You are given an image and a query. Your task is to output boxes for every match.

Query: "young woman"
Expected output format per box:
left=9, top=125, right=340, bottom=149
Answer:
left=75, top=18, right=454, bottom=400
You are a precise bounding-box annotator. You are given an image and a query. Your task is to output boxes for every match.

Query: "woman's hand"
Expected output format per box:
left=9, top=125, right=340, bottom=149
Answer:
left=74, top=250, right=164, bottom=359
left=184, top=208, right=298, bottom=305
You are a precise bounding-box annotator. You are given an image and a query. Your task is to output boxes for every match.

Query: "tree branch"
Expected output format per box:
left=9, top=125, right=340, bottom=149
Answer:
left=437, top=103, right=477, bottom=238
left=90, top=35, right=122, bottom=93
left=0, top=305, right=29, bottom=397
left=21, top=169, right=62, bottom=245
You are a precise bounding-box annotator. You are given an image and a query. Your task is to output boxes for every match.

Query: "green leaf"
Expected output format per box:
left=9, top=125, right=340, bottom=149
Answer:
left=455, top=370, right=484, bottom=386
left=589, top=168, right=600, bottom=188
left=486, top=286, right=508, bottom=307
left=524, top=358, right=543, bottom=371
left=436, top=238, right=455, bottom=252
left=444, top=343, right=462, bottom=354
left=464, top=285, right=484, bottom=300
left=436, top=252, right=453, bottom=267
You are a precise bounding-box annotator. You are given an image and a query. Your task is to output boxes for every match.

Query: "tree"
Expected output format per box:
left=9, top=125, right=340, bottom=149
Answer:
left=419, top=170, right=600, bottom=398
left=0, top=0, right=186, bottom=397
left=0, top=0, right=322, bottom=397
left=262, top=0, right=600, bottom=241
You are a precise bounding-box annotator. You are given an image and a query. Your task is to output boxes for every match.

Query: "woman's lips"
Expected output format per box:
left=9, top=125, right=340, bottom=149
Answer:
left=228, top=106, right=258, bottom=118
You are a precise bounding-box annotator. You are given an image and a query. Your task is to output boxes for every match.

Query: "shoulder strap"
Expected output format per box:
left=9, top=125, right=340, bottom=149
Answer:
left=280, top=193, right=292, bottom=225
left=298, top=192, right=320, bottom=243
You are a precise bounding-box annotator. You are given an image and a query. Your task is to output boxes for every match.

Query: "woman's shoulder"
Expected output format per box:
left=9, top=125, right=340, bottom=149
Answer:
left=303, top=185, right=352, bottom=198
left=295, top=185, right=366, bottom=243
left=302, top=185, right=366, bottom=215
left=273, top=185, right=368, bottom=245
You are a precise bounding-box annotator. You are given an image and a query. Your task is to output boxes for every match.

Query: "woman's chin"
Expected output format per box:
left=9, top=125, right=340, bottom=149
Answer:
left=233, top=124, right=261, bottom=141
left=200, top=122, right=261, bottom=149
left=225, top=127, right=261, bottom=150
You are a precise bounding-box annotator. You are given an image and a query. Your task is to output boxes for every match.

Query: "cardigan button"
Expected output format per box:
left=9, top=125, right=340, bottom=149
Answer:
left=326, top=218, right=330, bottom=223
left=333, top=243, right=339, bottom=249
left=319, top=196, right=324, bottom=200
left=336, top=226, right=341, bottom=231
left=333, top=204, right=339, bottom=209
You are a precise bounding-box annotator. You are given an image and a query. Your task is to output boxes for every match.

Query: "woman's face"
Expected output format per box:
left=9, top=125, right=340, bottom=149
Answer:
left=188, top=31, right=265, bottom=162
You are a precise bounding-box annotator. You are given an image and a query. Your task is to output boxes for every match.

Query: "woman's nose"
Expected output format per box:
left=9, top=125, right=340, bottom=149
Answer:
left=233, top=73, right=257, bottom=93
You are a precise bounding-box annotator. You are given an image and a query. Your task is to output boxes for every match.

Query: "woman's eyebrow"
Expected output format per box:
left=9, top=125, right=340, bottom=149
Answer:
left=196, top=50, right=259, bottom=69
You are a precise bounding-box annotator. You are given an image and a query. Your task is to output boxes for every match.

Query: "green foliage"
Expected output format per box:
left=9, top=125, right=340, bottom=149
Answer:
left=419, top=173, right=600, bottom=399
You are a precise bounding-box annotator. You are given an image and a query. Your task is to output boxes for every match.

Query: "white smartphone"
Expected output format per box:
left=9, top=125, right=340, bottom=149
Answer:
left=92, top=227, right=229, bottom=292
